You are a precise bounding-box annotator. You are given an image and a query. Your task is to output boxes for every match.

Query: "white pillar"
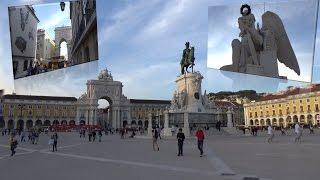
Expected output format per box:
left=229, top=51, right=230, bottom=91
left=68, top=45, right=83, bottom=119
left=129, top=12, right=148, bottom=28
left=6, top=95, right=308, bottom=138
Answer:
left=148, top=113, right=152, bottom=136
left=183, top=112, right=190, bottom=136
left=163, top=111, right=171, bottom=136
left=227, top=110, right=233, bottom=128
left=117, top=109, right=121, bottom=128
left=112, top=109, right=117, bottom=129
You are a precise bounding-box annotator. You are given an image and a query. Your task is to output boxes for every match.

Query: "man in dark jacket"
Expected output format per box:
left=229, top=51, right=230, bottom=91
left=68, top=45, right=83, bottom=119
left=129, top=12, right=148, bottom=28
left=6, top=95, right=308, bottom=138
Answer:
left=176, top=128, right=185, bottom=156
left=52, top=132, right=58, bottom=152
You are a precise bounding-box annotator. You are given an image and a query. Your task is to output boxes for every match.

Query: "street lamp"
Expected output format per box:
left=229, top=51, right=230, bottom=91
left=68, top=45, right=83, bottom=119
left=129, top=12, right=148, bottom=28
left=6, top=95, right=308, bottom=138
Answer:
left=60, top=2, right=66, bottom=11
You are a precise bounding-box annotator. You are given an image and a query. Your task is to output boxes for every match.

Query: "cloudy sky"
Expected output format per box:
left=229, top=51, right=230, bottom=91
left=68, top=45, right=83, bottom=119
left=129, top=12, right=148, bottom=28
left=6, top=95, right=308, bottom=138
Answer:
left=208, top=0, right=318, bottom=82
left=0, top=0, right=318, bottom=100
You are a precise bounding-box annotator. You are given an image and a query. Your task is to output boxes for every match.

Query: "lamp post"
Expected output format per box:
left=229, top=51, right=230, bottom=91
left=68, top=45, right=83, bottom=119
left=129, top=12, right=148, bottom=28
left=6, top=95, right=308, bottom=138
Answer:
left=60, top=2, right=66, bottom=11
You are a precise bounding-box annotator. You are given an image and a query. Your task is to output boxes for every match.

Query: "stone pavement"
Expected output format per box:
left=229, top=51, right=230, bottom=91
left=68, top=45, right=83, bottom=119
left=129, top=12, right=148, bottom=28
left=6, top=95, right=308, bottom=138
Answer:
left=0, top=132, right=319, bottom=180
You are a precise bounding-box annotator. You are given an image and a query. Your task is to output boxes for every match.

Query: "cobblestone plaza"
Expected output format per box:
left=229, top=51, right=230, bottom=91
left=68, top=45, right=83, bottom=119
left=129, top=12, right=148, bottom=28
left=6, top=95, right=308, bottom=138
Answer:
left=1, top=130, right=320, bottom=180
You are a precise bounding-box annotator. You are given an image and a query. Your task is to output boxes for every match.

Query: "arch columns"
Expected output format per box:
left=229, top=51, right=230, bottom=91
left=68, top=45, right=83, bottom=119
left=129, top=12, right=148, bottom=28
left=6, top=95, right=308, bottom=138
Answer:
left=148, top=113, right=152, bottom=136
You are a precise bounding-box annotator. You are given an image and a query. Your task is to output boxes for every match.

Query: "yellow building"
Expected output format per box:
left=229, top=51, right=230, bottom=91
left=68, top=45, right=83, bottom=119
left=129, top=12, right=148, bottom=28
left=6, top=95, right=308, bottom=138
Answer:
left=244, top=85, right=320, bottom=127
left=1, top=94, right=77, bottom=130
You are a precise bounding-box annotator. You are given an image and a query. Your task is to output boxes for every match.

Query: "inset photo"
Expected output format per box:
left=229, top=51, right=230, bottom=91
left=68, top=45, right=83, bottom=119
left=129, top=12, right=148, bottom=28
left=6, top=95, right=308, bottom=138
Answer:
left=207, top=1, right=318, bottom=82
left=8, top=0, right=98, bottom=79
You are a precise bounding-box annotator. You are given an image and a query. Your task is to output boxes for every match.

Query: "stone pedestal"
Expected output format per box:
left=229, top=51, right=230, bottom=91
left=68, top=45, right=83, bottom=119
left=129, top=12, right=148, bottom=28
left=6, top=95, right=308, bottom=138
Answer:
left=175, top=72, right=205, bottom=113
left=260, top=50, right=279, bottom=77
left=246, top=64, right=264, bottom=76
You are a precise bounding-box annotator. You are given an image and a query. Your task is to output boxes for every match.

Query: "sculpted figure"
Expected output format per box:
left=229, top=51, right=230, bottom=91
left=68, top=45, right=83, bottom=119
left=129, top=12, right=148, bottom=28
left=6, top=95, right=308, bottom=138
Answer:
left=180, top=42, right=195, bottom=74
left=220, top=4, right=300, bottom=78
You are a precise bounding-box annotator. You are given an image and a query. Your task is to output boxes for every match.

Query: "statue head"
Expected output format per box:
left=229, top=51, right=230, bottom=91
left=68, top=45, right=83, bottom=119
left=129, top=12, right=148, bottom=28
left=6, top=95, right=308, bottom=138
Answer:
left=240, top=4, right=251, bottom=16
left=185, top=42, right=190, bottom=48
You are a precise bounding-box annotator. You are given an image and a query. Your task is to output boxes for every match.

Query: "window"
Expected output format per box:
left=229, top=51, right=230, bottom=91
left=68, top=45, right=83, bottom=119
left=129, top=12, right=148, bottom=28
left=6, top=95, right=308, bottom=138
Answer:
left=308, top=105, right=311, bottom=111
left=249, top=112, right=252, bottom=118
left=316, top=104, right=319, bottom=112
left=272, top=105, right=274, bottom=108
left=307, top=99, right=310, bottom=102
left=300, top=100, right=302, bottom=103
left=255, top=112, right=257, bottom=117
left=300, top=106, right=303, bottom=112
left=279, top=104, right=281, bottom=107
left=279, top=110, right=282, bottom=115
left=272, top=110, right=275, bottom=116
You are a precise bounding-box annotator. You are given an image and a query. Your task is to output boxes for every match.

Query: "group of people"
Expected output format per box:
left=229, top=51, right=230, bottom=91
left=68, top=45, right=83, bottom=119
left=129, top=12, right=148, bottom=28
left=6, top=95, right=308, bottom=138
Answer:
left=79, top=129, right=103, bottom=142
left=267, top=123, right=304, bottom=143
left=152, top=127, right=205, bottom=157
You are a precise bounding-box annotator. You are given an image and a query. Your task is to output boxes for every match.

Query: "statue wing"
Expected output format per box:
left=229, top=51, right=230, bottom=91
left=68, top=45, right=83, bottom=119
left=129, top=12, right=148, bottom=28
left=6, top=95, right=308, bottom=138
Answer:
left=262, top=11, right=300, bottom=75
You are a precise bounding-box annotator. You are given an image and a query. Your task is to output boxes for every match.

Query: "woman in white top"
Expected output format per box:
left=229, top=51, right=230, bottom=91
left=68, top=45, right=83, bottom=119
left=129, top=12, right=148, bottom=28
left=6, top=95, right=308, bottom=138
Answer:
left=267, top=125, right=274, bottom=143
left=294, top=123, right=302, bottom=143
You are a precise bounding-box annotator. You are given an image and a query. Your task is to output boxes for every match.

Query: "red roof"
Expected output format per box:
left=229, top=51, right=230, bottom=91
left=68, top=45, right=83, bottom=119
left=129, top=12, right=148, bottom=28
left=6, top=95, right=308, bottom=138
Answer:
left=214, top=101, right=241, bottom=107
left=258, top=84, right=320, bottom=102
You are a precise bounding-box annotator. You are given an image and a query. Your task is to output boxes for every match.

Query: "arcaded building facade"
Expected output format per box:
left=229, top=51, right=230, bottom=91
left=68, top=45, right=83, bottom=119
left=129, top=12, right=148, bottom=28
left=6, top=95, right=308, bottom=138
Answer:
left=69, top=0, right=98, bottom=65
left=244, top=84, right=320, bottom=127
left=1, top=95, right=77, bottom=130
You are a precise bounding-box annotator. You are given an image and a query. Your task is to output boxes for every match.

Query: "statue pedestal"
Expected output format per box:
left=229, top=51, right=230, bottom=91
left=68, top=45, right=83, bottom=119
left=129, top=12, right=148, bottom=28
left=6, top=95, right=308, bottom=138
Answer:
left=259, top=50, right=279, bottom=77
left=175, top=72, right=205, bottom=113
left=246, top=64, right=264, bottom=76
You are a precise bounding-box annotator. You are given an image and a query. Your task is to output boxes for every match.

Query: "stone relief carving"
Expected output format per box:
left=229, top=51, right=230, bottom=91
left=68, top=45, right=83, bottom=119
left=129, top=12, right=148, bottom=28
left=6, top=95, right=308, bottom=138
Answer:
left=15, top=36, right=27, bottom=53
left=98, top=68, right=113, bottom=81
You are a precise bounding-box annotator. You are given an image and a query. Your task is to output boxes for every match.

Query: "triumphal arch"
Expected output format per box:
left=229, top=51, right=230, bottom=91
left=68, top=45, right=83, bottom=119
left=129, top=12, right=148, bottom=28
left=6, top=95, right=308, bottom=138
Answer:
left=76, top=69, right=131, bottom=128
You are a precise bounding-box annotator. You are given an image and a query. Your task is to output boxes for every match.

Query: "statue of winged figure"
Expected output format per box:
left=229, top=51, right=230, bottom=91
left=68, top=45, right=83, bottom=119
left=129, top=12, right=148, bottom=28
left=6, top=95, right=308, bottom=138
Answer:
left=220, top=4, right=300, bottom=78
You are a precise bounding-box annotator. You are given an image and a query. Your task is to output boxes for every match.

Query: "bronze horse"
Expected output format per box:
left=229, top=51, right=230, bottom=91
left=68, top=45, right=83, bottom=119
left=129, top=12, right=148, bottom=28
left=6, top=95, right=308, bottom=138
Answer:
left=180, top=46, right=195, bottom=74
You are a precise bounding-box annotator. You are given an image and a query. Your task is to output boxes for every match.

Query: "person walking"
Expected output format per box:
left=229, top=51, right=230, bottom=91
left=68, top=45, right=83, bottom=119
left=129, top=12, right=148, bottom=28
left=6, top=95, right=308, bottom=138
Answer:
left=98, top=130, right=102, bottom=142
left=20, top=131, right=26, bottom=142
left=176, top=128, right=185, bottom=156
left=216, top=121, right=221, bottom=132
left=152, top=128, right=160, bottom=151
left=9, top=134, right=18, bottom=156
left=88, top=130, right=92, bottom=142
left=309, top=125, right=314, bottom=134
left=267, top=124, right=274, bottom=143
left=92, top=130, right=96, bottom=142
left=294, top=123, right=302, bottom=143
left=52, top=132, right=58, bottom=152
left=195, top=127, right=205, bottom=157
left=156, top=126, right=162, bottom=140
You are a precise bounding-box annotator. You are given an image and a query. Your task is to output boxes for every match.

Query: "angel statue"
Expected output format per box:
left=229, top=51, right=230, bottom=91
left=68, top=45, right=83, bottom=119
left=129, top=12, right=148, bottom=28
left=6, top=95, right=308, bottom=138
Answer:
left=180, top=42, right=195, bottom=74
left=220, top=4, right=300, bottom=78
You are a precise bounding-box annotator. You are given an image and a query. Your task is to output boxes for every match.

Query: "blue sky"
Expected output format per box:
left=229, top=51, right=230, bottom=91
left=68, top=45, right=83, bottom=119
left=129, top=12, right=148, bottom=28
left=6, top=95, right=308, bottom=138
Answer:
left=0, top=0, right=318, bottom=100
left=33, top=2, right=70, bottom=40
